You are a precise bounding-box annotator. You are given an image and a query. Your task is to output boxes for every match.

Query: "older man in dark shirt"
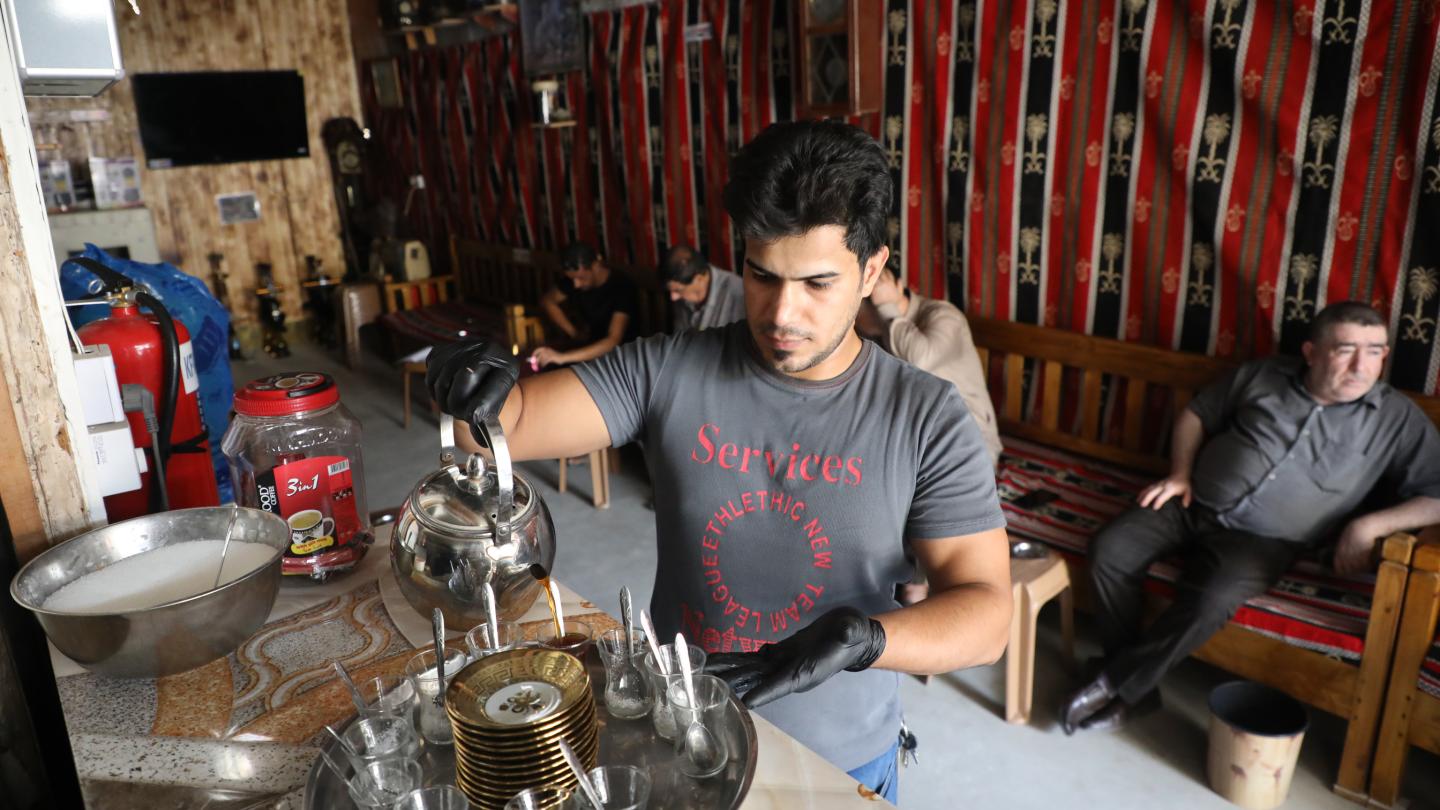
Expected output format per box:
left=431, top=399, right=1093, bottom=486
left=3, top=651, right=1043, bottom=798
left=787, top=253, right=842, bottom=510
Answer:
left=1064, top=301, right=1440, bottom=734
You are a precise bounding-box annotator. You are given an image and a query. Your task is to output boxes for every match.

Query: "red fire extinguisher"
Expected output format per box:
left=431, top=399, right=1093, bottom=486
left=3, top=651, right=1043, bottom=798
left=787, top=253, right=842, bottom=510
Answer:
left=69, top=258, right=219, bottom=521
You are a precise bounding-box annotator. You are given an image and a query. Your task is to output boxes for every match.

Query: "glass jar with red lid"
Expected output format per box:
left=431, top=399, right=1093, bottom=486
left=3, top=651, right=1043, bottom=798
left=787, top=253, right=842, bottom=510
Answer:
left=222, top=372, right=371, bottom=581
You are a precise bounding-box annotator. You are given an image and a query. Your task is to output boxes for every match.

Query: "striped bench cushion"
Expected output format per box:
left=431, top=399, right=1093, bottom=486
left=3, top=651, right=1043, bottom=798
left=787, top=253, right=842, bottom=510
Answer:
left=996, top=437, right=1385, bottom=670
left=1425, top=640, right=1440, bottom=698
left=377, top=302, right=511, bottom=357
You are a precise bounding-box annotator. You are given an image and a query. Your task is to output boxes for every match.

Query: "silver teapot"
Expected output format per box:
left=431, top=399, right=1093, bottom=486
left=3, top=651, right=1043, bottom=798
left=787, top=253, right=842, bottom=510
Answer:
left=390, top=415, right=556, bottom=628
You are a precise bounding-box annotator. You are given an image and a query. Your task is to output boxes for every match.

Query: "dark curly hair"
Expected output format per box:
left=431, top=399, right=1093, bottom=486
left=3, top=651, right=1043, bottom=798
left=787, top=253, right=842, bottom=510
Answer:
left=723, top=120, right=892, bottom=266
left=559, top=242, right=599, bottom=271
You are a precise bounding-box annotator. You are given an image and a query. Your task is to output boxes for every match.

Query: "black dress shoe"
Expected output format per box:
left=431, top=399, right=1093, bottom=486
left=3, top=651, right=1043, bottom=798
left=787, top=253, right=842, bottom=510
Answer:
left=1078, top=690, right=1162, bottom=732
left=1062, top=673, right=1117, bottom=735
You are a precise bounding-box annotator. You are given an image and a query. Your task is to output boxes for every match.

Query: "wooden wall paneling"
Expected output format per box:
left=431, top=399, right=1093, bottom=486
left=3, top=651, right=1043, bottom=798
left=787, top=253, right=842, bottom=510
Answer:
left=26, top=0, right=362, bottom=330
left=259, top=0, right=364, bottom=309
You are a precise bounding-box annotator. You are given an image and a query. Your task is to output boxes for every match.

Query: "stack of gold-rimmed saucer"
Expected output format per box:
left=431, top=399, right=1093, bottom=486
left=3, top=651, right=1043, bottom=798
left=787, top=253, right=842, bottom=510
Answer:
left=445, top=647, right=600, bottom=809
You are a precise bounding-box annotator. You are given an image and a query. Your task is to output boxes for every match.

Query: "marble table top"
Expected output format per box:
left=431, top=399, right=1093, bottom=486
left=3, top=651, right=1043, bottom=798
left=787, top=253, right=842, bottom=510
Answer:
left=51, top=530, right=892, bottom=809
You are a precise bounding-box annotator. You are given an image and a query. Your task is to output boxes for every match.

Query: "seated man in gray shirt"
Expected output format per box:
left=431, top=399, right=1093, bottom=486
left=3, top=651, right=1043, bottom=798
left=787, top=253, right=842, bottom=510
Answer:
left=662, top=244, right=746, bottom=332
left=1064, top=301, right=1440, bottom=734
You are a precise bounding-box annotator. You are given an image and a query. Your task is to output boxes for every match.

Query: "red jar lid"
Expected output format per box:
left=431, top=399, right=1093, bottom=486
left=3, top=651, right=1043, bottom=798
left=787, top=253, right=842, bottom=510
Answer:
left=234, top=372, right=340, bottom=417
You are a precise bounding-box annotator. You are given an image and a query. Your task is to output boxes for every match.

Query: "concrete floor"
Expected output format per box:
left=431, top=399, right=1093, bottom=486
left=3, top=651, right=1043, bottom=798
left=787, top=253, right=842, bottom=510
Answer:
left=234, top=341, right=1440, bottom=810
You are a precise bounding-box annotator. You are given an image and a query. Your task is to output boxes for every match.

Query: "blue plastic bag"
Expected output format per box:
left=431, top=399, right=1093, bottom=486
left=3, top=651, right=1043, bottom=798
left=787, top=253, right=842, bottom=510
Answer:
left=60, top=245, right=236, bottom=503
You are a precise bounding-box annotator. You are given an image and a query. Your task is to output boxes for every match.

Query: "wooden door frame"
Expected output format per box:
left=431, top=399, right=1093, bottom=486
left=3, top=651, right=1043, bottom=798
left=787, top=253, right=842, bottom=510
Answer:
left=0, top=9, right=107, bottom=561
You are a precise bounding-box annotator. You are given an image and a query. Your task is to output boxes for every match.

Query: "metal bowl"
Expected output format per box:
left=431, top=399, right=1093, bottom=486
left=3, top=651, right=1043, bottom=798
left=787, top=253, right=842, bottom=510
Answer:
left=1009, top=540, right=1051, bottom=559
left=10, top=506, right=289, bottom=678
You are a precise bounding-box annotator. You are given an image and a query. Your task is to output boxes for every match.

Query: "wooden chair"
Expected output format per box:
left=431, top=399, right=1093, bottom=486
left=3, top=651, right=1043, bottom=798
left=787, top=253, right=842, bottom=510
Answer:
left=968, top=316, right=1434, bottom=800
left=383, top=276, right=455, bottom=430
left=1367, top=527, right=1440, bottom=807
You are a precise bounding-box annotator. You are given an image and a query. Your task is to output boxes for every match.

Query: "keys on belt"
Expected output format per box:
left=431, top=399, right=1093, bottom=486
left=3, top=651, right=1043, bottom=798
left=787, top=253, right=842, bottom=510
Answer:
left=898, top=723, right=918, bottom=767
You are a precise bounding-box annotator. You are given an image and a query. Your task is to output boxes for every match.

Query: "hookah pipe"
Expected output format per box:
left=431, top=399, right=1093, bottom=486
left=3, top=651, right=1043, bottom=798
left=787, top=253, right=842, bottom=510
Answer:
left=206, top=252, right=244, bottom=360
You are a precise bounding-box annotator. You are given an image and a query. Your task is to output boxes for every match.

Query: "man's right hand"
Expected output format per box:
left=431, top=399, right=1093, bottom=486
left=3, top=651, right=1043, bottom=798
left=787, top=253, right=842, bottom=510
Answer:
left=425, top=339, right=520, bottom=426
left=1137, top=476, right=1192, bottom=510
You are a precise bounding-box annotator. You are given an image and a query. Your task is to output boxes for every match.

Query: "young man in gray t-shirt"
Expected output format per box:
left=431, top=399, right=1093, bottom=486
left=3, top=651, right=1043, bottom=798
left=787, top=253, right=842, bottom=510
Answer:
left=427, top=120, right=1011, bottom=802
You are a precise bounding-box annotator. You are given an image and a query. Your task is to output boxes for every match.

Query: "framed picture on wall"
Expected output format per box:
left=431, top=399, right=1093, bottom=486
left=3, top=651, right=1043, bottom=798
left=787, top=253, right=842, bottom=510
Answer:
left=519, top=0, right=585, bottom=76
left=216, top=192, right=260, bottom=225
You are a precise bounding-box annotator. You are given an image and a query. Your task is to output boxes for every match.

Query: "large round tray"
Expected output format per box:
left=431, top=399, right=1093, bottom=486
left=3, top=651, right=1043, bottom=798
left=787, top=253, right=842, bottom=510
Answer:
left=303, top=655, right=757, bottom=809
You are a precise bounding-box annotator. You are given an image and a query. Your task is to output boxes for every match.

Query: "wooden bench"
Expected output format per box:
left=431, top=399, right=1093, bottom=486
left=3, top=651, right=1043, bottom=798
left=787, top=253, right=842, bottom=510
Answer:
left=449, top=237, right=556, bottom=314
left=969, top=315, right=1438, bottom=802
left=383, top=274, right=454, bottom=314
left=1368, top=527, right=1440, bottom=806
left=380, top=275, right=540, bottom=428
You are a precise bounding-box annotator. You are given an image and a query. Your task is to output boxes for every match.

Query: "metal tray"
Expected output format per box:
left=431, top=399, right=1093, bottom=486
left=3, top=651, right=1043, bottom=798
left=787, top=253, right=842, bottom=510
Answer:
left=303, top=657, right=757, bottom=809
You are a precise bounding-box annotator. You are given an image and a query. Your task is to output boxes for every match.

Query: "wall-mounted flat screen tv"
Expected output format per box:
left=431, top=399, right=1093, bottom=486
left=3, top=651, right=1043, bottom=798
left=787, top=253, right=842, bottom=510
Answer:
left=133, top=71, right=309, bottom=169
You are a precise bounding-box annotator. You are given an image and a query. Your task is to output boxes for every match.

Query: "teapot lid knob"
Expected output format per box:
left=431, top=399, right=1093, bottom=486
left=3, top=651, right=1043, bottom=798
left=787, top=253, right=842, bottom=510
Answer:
left=460, top=452, right=488, bottom=491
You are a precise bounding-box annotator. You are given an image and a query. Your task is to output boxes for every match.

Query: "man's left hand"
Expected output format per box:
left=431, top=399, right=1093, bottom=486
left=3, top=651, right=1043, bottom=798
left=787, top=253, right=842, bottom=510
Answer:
left=704, top=606, right=886, bottom=708
left=531, top=347, right=565, bottom=368
left=1334, top=518, right=1379, bottom=575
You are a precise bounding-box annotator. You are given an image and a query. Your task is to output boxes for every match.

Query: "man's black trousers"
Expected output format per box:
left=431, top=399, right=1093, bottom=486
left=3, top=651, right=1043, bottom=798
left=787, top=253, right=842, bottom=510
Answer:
left=1089, top=499, right=1305, bottom=704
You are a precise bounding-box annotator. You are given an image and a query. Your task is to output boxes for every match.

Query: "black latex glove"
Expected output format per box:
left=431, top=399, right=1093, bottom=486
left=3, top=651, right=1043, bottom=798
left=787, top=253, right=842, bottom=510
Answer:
left=704, top=606, right=886, bottom=709
left=425, top=338, right=520, bottom=427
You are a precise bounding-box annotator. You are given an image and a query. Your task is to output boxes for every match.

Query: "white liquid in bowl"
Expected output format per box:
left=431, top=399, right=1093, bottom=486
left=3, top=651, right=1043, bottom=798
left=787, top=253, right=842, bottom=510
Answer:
left=42, top=540, right=278, bottom=614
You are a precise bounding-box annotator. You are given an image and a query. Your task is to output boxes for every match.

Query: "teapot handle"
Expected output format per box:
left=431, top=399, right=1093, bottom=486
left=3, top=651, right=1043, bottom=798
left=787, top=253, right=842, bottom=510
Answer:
left=470, top=415, right=514, bottom=546
left=438, top=413, right=457, bottom=464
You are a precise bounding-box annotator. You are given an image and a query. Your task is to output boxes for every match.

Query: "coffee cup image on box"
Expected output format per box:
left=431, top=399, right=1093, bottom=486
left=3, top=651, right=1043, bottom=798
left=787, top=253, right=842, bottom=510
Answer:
left=287, top=509, right=335, bottom=553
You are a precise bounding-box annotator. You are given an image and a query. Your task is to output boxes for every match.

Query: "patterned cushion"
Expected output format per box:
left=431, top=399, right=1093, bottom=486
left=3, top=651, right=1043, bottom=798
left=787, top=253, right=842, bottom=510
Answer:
left=997, top=437, right=1383, bottom=668
left=377, top=301, right=511, bottom=357
left=1425, top=640, right=1440, bottom=699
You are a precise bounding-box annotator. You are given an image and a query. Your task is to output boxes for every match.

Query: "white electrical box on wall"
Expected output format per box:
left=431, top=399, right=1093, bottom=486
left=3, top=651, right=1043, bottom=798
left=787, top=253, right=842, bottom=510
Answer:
left=71, top=346, right=126, bottom=427
left=88, top=420, right=142, bottom=497
left=2, top=0, right=125, bottom=97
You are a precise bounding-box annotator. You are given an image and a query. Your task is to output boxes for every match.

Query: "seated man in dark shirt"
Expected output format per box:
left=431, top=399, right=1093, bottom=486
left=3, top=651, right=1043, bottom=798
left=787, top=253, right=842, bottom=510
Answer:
left=1064, top=301, right=1440, bottom=734
left=533, top=242, right=639, bottom=368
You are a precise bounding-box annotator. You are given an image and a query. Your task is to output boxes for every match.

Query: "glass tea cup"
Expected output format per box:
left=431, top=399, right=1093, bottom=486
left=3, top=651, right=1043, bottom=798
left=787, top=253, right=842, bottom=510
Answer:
left=537, top=618, right=595, bottom=663
left=404, top=642, right=470, bottom=745
left=345, top=756, right=423, bottom=809
left=354, top=673, right=418, bottom=723
left=667, top=673, right=732, bottom=778
left=596, top=627, right=652, bottom=720
left=394, top=785, right=470, bottom=810
left=503, top=784, right=577, bottom=810
left=337, top=715, right=421, bottom=773
left=466, top=619, right=522, bottom=659
left=587, top=764, right=652, bottom=810
left=640, top=643, right=707, bottom=741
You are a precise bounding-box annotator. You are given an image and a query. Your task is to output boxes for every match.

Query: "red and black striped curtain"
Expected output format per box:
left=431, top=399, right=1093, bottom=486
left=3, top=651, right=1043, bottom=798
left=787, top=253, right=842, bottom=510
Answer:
left=361, top=0, right=1440, bottom=395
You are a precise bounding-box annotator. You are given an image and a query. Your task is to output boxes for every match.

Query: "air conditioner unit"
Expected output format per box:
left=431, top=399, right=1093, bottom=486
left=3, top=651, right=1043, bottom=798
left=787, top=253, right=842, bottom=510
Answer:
left=2, top=0, right=124, bottom=97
